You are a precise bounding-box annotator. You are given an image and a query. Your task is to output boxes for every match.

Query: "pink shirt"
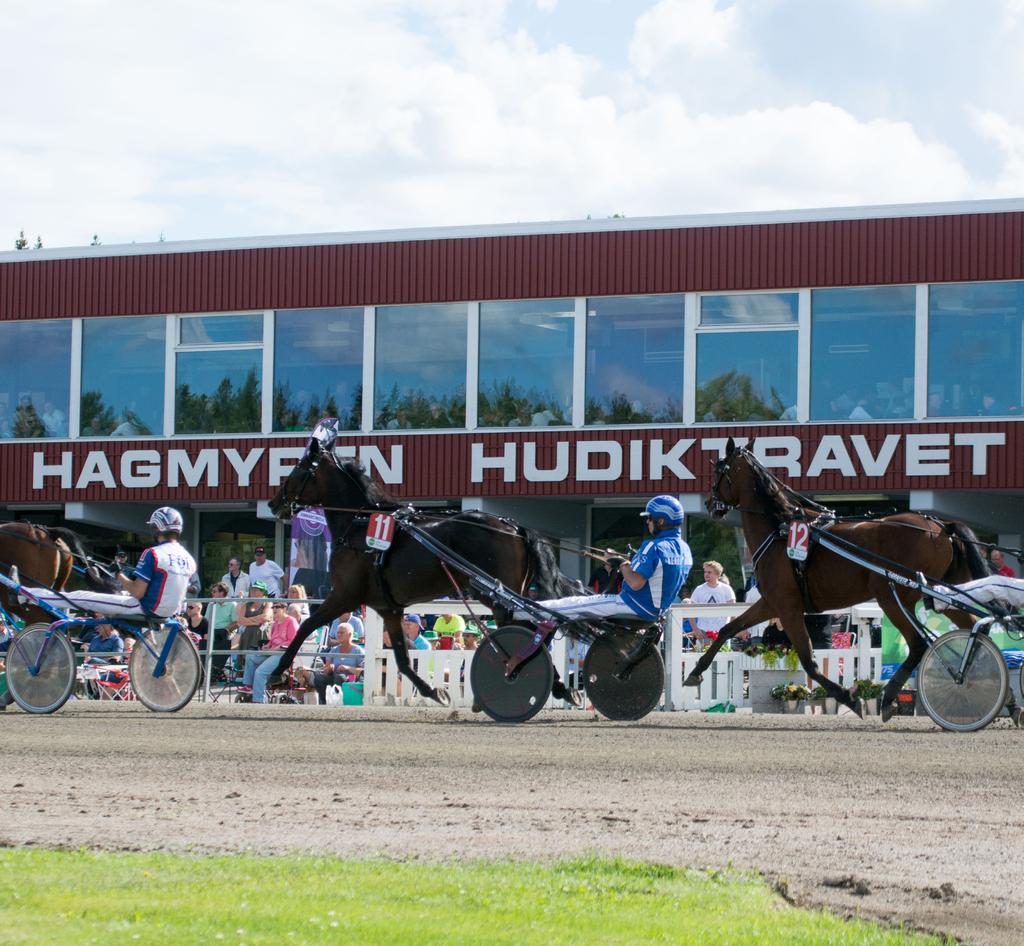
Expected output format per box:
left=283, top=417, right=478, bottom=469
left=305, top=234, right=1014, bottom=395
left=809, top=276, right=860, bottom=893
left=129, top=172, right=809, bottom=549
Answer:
left=266, top=615, right=299, bottom=649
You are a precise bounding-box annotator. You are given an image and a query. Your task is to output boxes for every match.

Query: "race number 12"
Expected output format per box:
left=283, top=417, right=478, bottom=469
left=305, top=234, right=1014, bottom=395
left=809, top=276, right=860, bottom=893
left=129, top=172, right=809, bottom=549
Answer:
left=786, top=521, right=810, bottom=561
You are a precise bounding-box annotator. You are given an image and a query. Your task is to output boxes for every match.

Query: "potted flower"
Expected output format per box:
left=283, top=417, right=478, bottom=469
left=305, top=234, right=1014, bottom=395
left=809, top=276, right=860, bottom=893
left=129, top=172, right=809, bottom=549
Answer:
left=852, top=678, right=884, bottom=715
left=747, top=646, right=805, bottom=713
left=808, top=684, right=830, bottom=715
left=771, top=682, right=811, bottom=714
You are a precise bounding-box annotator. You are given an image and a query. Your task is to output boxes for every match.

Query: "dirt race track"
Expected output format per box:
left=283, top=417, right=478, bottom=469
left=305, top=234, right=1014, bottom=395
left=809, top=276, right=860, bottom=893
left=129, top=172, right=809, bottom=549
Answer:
left=2, top=703, right=1023, bottom=945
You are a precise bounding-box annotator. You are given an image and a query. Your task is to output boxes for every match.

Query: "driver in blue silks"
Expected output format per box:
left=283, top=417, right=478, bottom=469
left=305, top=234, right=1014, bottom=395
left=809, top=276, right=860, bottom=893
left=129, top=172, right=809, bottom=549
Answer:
left=514, top=495, right=693, bottom=628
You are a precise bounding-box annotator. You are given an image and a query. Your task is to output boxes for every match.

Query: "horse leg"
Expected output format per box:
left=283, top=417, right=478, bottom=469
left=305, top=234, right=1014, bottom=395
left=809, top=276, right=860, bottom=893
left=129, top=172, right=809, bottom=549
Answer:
left=386, top=613, right=451, bottom=707
left=682, top=598, right=774, bottom=686
left=876, top=588, right=931, bottom=723
left=779, top=606, right=859, bottom=713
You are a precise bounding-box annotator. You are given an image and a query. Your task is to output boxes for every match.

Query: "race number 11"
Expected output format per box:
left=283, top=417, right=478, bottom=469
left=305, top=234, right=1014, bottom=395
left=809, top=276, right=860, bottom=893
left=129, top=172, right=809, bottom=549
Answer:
left=786, top=521, right=810, bottom=561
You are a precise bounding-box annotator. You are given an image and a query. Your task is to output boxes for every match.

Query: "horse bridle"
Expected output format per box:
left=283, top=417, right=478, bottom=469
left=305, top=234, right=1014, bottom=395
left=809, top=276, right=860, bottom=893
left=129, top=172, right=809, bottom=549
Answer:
left=707, top=454, right=736, bottom=516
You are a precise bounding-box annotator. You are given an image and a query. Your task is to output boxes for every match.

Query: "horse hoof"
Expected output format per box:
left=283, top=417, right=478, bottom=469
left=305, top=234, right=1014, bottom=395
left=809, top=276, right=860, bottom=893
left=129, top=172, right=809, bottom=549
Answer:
left=471, top=701, right=482, bottom=714
left=853, top=699, right=866, bottom=719
left=432, top=688, right=452, bottom=707
left=880, top=702, right=895, bottom=723
left=682, top=673, right=703, bottom=688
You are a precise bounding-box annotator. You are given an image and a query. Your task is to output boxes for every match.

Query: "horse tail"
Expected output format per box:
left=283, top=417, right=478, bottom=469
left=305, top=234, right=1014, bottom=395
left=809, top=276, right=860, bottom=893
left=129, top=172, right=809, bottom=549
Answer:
left=45, top=526, right=120, bottom=592
left=942, top=521, right=990, bottom=582
left=520, top=527, right=583, bottom=598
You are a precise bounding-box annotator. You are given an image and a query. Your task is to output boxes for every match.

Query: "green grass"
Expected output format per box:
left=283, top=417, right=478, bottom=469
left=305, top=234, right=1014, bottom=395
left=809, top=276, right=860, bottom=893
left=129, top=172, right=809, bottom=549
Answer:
left=0, top=849, right=948, bottom=946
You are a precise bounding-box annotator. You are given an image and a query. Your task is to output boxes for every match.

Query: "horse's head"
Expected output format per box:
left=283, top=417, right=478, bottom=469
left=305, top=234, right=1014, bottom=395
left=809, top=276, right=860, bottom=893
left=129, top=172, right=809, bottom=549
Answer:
left=268, top=417, right=340, bottom=519
left=706, top=437, right=746, bottom=519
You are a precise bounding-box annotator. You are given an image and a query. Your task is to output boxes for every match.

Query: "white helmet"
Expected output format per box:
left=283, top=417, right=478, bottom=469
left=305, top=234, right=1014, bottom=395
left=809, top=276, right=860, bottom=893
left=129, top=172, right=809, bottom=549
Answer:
left=147, top=506, right=184, bottom=534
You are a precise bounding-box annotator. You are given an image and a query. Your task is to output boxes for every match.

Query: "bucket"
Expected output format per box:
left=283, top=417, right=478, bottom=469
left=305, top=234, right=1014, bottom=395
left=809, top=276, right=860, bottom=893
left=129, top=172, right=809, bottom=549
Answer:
left=342, top=681, right=364, bottom=706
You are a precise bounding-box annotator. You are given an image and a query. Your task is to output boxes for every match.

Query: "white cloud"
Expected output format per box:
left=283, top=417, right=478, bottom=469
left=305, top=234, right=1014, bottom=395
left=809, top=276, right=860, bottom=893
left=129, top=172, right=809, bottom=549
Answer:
left=629, top=0, right=741, bottom=75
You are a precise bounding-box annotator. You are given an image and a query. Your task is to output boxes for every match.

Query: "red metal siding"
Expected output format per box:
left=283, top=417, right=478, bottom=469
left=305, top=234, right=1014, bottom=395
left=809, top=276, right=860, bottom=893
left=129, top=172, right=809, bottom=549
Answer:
left=4, top=211, right=1024, bottom=321
left=1, top=422, right=1016, bottom=504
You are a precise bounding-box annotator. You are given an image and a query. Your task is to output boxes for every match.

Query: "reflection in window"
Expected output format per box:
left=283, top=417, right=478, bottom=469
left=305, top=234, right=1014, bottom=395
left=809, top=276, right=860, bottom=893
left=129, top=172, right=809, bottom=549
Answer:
left=180, top=314, right=262, bottom=345
left=479, top=299, right=573, bottom=427
left=274, top=308, right=363, bottom=431
left=929, top=281, right=1024, bottom=417
left=811, top=287, right=915, bottom=421
left=374, top=304, right=467, bottom=429
left=696, top=332, right=797, bottom=422
left=81, top=317, right=165, bottom=436
left=0, top=320, right=71, bottom=438
left=700, top=293, right=798, bottom=326
left=175, top=350, right=262, bottom=434
left=585, top=295, right=683, bottom=425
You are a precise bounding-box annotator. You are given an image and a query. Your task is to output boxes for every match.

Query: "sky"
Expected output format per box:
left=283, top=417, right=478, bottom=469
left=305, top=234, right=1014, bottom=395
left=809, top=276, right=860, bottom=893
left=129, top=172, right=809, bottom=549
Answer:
left=3, top=0, right=1024, bottom=250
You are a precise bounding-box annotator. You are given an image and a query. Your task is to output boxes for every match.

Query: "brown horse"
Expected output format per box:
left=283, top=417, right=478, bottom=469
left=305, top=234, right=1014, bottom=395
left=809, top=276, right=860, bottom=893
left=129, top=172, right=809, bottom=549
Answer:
left=685, top=439, right=989, bottom=720
left=0, top=521, right=118, bottom=625
left=266, top=424, right=568, bottom=705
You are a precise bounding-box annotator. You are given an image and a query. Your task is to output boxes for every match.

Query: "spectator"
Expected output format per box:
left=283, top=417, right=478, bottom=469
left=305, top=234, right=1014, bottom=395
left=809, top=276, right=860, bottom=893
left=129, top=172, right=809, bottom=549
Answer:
left=286, top=583, right=310, bottom=624
left=307, top=621, right=364, bottom=704
left=588, top=559, right=622, bottom=595
left=731, top=575, right=770, bottom=651
left=686, top=560, right=737, bottom=642
left=242, top=602, right=300, bottom=702
left=248, top=545, right=284, bottom=597
left=83, top=615, right=124, bottom=658
left=185, top=601, right=210, bottom=659
left=462, top=625, right=480, bottom=651
left=228, top=581, right=273, bottom=662
left=343, top=609, right=365, bottom=642
left=434, top=612, right=466, bottom=649
left=221, top=557, right=251, bottom=598
left=989, top=549, right=1016, bottom=578
left=205, top=581, right=233, bottom=677
left=114, top=547, right=134, bottom=578
left=402, top=613, right=431, bottom=651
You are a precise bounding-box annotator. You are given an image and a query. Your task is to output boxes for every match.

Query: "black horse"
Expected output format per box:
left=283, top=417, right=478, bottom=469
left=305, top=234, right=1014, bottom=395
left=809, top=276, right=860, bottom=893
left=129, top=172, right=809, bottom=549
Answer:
left=267, top=426, right=571, bottom=705
left=686, top=439, right=990, bottom=720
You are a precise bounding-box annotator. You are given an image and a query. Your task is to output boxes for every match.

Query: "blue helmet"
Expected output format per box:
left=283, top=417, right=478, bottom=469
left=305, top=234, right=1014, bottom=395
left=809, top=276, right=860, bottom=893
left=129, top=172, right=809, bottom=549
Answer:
left=642, top=495, right=684, bottom=526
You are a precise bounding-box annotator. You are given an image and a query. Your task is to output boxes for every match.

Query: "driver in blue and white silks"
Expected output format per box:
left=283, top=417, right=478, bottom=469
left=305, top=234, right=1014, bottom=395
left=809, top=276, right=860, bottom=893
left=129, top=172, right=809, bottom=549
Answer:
left=515, top=495, right=692, bottom=626
left=31, top=507, right=198, bottom=620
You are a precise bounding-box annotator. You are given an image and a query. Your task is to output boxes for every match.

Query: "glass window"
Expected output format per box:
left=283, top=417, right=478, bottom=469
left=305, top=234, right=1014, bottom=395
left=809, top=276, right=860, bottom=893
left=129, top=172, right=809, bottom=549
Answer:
left=374, top=304, right=467, bottom=429
left=180, top=314, right=263, bottom=345
left=81, top=316, right=165, bottom=436
left=700, top=293, right=798, bottom=326
left=175, top=349, right=262, bottom=434
left=585, top=295, right=683, bottom=425
left=0, top=320, right=71, bottom=438
left=928, top=281, right=1024, bottom=417
left=274, top=308, right=363, bottom=432
left=479, top=299, right=574, bottom=427
left=696, top=331, right=797, bottom=422
left=811, top=286, right=915, bottom=421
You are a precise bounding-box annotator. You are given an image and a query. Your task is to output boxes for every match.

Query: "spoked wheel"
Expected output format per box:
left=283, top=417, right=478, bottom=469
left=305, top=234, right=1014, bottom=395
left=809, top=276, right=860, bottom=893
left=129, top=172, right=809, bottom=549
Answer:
left=917, top=630, right=1009, bottom=733
left=129, top=624, right=201, bottom=712
left=469, top=626, right=554, bottom=723
left=5, top=623, right=76, bottom=714
left=583, top=632, right=665, bottom=721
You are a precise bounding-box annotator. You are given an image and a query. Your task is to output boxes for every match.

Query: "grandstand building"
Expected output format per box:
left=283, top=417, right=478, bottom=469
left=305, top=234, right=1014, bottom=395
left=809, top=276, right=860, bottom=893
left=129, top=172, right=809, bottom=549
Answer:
left=1, top=197, right=1022, bottom=586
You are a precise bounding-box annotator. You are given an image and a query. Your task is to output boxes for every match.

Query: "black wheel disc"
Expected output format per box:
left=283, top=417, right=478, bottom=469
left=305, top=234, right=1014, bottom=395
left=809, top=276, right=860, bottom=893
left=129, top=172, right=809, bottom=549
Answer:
left=469, top=625, right=554, bottom=723
left=583, top=632, right=665, bottom=721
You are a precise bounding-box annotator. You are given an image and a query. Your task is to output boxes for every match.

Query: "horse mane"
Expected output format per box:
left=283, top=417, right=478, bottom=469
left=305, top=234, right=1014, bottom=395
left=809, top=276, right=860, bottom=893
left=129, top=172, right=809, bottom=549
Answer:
left=745, top=452, right=804, bottom=523
left=330, top=459, right=400, bottom=511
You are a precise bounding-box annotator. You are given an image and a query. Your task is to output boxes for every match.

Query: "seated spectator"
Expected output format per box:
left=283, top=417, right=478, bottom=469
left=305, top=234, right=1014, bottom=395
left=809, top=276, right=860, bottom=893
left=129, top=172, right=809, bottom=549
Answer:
left=227, top=581, right=273, bottom=668
left=434, top=612, right=466, bottom=649
left=685, top=561, right=736, bottom=642
left=205, top=582, right=233, bottom=677
left=402, top=613, right=431, bottom=651
left=84, top=615, right=124, bottom=658
left=462, top=625, right=480, bottom=651
left=588, top=560, right=622, bottom=594
left=185, top=601, right=209, bottom=655
left=241, top=602, right=300, bottom=702
left=286, top=583, right=310, bottom=624
left=989, top=549, right=1016, bottom=578
left=306, top=622, right=364, bottom=704
left=248, top=545, right=284, bottom=597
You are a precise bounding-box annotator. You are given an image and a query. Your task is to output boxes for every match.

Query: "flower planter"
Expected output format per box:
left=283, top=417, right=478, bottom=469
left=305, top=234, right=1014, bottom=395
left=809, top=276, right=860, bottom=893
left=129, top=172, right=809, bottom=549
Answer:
left=749, top=668, right=805, bottom=714
left=824, top=697, right=839, bottom=715
left=782, top=699, right=802, bottom=714
left=808, top=698, right=825, bottom=716
left=860, top=697, right=879, bottom=716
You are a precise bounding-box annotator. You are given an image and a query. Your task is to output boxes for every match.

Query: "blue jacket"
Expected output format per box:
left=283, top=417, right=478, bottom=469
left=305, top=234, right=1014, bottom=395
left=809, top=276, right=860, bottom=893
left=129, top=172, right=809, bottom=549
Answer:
left=620, top=528, right=692, bottom=619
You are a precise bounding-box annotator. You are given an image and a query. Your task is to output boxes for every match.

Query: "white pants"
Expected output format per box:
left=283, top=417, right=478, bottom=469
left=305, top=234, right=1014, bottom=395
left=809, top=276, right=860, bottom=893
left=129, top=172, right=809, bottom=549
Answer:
left=514, top=593, right=647, bottom=624
left=936, top=575, right=1024, bottom=612
left=29, top=589, right=148, bottom=619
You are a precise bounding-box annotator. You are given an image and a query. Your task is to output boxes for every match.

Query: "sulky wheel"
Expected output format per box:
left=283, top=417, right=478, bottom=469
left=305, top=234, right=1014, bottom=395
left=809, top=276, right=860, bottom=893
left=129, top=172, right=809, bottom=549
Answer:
left=583, top=632, right=665, bottom=721
left=917, top=630, right=1009, bottom=733
left=469, top=625, right=554, bottom=723
left=129, top=623, right=201, bottom=712
left=4, top=623, right=77, bottom=714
